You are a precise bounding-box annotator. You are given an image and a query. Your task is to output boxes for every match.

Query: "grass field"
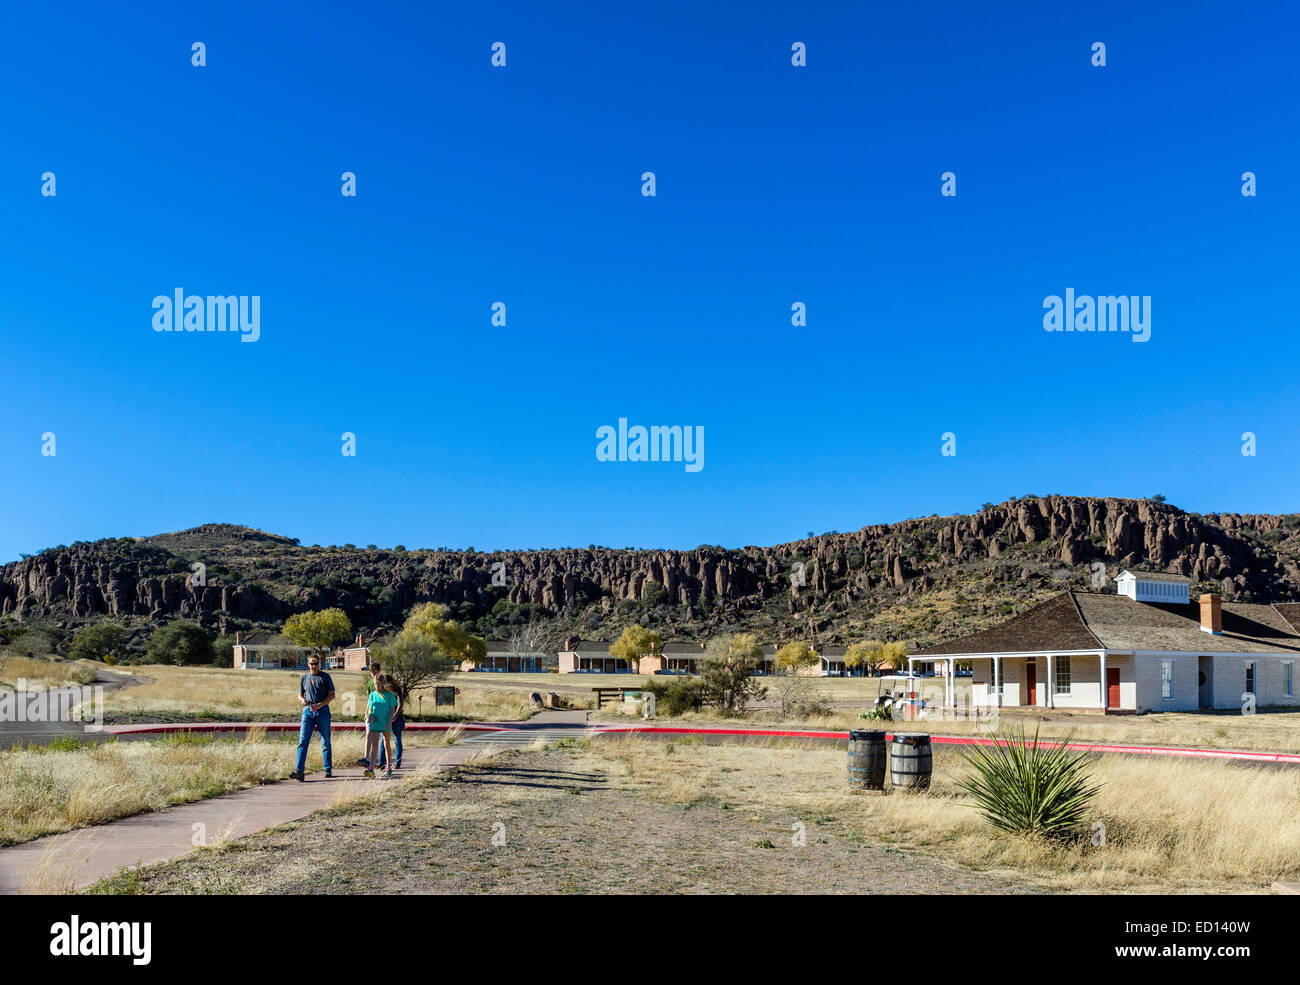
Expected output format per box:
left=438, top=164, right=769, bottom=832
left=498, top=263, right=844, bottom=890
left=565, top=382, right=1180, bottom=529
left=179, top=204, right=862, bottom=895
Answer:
left=70, top=664, right=1300, bottom=754
left=87, top=732, right=1300, bottom=895
left=0, top=654, right=103, bottom=690
left=0, top=731, right=370, bottom=847
left=91, top=665, right=539, bottom=724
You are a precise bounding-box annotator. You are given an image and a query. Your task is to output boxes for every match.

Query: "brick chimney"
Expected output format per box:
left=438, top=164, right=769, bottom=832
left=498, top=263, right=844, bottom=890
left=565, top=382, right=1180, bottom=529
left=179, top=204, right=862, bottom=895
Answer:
left=235, top=631, right=242, bottom=645
left=1199, top=593, right=1222, bottom=634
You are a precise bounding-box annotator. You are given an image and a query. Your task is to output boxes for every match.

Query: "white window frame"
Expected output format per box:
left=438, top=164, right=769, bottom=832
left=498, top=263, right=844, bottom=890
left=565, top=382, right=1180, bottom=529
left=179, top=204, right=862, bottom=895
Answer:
left=1161, top=659, right=1174, bottom=700
left=1054, top=655, right=1071, bottom=695
left=1245, top=660, right=1256, bottom=696
left=1284, top=661, right=1294, bottom=698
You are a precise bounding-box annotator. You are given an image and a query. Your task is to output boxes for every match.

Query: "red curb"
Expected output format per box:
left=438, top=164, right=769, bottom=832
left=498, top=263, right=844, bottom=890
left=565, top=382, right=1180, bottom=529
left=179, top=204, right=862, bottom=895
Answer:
left=591, top=725, right=1300, bottom=765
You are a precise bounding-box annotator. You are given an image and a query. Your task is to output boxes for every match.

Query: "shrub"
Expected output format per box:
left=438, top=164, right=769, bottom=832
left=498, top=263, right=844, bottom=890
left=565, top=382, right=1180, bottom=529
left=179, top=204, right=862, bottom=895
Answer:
left=68, top=622, right=127, bottom=663
left=640, top=677, right=704, bottom=716
left=957, top=728, right=1101, bottom=838
left=144, top=621, right=216, bottom=666
left=698, top=633, right=767, bottom=715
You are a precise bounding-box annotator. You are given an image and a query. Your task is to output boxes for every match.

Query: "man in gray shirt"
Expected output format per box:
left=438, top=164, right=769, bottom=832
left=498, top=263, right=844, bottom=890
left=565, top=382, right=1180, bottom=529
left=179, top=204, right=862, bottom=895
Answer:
left=289, top=656, right=335, bottom=780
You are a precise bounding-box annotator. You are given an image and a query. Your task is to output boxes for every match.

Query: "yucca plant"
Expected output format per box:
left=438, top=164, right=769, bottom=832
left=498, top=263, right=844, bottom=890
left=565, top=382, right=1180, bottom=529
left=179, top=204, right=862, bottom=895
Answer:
left=957, top=727, right=1101, bottom=837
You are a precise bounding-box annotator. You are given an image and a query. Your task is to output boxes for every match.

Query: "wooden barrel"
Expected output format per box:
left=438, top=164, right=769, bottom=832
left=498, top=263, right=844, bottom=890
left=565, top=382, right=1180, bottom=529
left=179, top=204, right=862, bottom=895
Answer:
left=890, top=733, right=932, bottom=791
left=847, top=730, right=887, bottom=791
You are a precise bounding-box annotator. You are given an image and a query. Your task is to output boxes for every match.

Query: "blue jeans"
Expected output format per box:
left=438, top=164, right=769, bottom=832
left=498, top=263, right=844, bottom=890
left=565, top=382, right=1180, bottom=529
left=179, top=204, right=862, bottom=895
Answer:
left=295, top=706, right=332, bottom=773
left=378, top=717, right=403, bottom=767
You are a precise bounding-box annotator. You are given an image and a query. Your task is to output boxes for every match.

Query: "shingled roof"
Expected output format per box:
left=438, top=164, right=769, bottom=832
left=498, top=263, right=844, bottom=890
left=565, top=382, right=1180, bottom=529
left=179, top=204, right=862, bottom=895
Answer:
left=915, top=593, right=1100, bottom=655
left=916, top=591, right=1300, bottom=656
left=239, top=631, right=300, bottom=647
left=1273, top=603, right=1300, bottom=634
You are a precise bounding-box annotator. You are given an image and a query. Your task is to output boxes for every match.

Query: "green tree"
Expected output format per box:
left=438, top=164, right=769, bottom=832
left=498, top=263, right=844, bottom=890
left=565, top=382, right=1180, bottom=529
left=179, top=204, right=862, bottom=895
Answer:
left=641, top=581, right=667, bottom=607
left=282, top=608, right=353, bottom=656
left=609, top=625, right=663, bottom=671
left=375, top=603, right=487, bottom=711
left=401, top=602, right=487, bottom=666
left=145, top=621, right=216, bottom=665
left=372, top=632, right=452, bottom=713
left=846, top=640, right=887, bottom=677
left=699, top=632, right=767, bottom=715
left=880, top=641, right=908, bottom=673
left=68, top=621, right=127, bottom=663
left=772, top=640, right=818, bottom=717
left=211, top=634, right=240, bottom=667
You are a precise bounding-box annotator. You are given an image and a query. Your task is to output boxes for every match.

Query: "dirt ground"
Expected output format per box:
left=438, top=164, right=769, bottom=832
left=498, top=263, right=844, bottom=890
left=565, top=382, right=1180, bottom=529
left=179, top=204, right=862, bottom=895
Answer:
left=89, top=748, right=1039, bottom=895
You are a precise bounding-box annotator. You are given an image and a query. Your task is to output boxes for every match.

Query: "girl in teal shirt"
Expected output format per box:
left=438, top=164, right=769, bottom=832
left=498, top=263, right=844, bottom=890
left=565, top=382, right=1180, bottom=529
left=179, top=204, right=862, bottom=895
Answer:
left=364, top=675, right=399, bottom=778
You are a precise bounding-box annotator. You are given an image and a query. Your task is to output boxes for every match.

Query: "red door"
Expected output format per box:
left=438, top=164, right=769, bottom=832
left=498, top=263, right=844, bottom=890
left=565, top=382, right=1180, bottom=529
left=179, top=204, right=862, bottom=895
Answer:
left=1106, top=668, right=1121, bottom=709
left=1025, top=662, right=1037, bottom=706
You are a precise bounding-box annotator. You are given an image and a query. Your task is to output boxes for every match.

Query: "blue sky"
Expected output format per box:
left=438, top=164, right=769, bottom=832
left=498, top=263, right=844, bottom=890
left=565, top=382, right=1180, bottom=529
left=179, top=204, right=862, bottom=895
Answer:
left=1, top=1, right=1297, bottom=561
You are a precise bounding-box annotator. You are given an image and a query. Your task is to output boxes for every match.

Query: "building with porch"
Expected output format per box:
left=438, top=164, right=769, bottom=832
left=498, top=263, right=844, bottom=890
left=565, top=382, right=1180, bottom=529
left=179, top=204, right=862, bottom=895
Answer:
left=912, top=573, right=1300, bottom=713
left=556, top=641, right=776, bottom=675
left=233, top=631, right=373, bottom=671
left=232, top=631, right=330, bottom=670
left=460, top=645, right=551, bottom=673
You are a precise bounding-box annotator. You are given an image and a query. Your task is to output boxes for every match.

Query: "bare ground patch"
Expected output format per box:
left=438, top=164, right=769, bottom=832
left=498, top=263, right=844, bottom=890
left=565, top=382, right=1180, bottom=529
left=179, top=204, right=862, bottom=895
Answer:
left=88, top=748, right=1038, bottom=895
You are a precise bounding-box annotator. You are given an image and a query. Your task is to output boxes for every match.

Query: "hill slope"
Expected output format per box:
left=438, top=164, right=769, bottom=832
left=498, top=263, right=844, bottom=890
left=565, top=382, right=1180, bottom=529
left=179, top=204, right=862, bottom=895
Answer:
left=3, top=497, right=1299, bottom=651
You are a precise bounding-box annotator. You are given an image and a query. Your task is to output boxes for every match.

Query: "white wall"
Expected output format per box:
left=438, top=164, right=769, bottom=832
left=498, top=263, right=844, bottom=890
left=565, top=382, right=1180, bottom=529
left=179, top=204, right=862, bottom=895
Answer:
left=1135, top=654, right=1198, bottom=712
left=1049, top=655, right=1102, bottom=709
left=1210, top=656, right=1300, bottom=710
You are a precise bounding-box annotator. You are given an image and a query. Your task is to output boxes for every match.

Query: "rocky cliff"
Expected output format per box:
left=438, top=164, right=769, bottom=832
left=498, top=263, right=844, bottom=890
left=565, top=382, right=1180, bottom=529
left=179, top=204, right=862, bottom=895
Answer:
left=3, top=497, right=1299, bottom=649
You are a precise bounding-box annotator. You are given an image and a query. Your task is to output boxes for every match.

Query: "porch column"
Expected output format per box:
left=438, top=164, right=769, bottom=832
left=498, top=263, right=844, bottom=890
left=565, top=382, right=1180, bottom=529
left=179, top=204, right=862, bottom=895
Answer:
left=992, top=656, right=1001, bottom=707
left=1046, top=654, right=1055, bottom=709
left=944, top=660, right=951, bottom=709
left=1099, top=651, right=1108, bottom=711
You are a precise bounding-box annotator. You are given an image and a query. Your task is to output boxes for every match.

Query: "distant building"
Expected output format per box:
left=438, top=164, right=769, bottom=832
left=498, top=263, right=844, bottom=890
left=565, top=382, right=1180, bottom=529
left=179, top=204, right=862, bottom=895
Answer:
left=233, top=631, right=371, bottom=671
left=232, top=631, right=320, bottom=670
left=460, top=645, right=550, bottom=673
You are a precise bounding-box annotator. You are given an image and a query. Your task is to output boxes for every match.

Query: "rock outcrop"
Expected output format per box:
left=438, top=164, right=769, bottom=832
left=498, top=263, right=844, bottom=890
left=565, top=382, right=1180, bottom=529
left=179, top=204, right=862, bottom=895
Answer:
left=2, top=498, right=1297, bottom=646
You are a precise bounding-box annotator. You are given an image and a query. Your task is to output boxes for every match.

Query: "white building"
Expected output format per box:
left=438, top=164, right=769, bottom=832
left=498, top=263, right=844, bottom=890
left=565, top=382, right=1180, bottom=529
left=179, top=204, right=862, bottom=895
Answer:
left=912, top=574, right=1300, bottom=713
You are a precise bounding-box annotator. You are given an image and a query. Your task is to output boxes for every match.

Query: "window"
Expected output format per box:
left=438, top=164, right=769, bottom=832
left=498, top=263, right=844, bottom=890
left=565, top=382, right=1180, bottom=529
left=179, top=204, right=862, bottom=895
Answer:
left=987, top=661, right=1002, bottom=696
left=1161, top=659, right=1174, bottom=700
left=1284, top=662, right=1294, bottom=698
left=1054, top=655, right=1071, bottom=694
left=1245, top=661, right=1256, bottom=696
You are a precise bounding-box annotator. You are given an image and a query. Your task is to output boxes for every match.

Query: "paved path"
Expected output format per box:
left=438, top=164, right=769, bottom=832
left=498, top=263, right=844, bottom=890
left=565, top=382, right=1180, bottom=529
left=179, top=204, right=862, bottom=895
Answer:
left=457, top=708, right=594, bottom=748
left=0, top=742, right=487, bottom=894
left=0, top=669, right=139, bottom=749
left=0, top=709, right=590, bottom=894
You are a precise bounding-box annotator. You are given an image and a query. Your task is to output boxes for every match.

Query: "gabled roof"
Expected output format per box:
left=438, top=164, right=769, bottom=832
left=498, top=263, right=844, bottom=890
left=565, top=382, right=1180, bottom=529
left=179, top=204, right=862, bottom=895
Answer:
left=916, top=590, right=1300, bottom=656
left=915, top=593, right=1101, bottom=655
left=1075, top=594, right=1300, bottom=654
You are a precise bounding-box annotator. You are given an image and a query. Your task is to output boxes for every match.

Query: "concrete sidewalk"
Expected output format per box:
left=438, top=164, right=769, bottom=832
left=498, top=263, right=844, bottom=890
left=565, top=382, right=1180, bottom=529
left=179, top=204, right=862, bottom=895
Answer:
left=0, top=741, right=495, bottom=894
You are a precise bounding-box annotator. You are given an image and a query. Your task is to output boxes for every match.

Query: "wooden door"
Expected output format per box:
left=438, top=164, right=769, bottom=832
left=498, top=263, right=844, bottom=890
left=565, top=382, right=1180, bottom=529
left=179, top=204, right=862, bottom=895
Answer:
left=1025, top=661, right=1037, bottom=706
left=1106, top=668, right=1120, bottom=709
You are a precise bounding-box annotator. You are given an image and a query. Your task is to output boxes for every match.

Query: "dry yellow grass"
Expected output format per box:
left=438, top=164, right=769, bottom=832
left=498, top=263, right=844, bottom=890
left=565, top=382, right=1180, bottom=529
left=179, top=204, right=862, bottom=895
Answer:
left=592, top=695, right=1300, bottom=754
left=0, top=654, right=101, bottom=689
left=567, top=736, right=1300, bottom=892
left=0, top=731, right=366, bottom=847
left=96, top=664, right=536, bottom=723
